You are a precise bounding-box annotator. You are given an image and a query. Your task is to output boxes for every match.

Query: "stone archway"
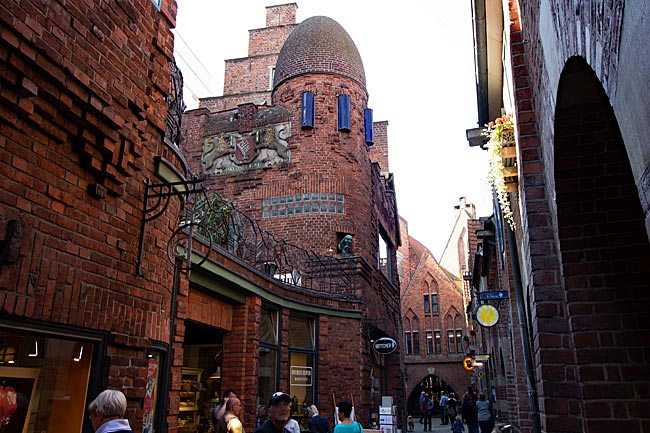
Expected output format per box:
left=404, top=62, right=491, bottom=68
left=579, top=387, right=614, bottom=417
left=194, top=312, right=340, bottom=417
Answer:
left=552, top=56, right=650, bottom=430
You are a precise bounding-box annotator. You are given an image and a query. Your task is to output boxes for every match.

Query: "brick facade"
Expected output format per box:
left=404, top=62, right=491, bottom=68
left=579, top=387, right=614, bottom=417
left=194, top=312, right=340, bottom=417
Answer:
left=398, top=212, right=470, bottom=414
left=179, top=4, right=405, bottom=432
left=472, top=0, right=650, bottom=431
left=1, top=0, right=186, bottom=431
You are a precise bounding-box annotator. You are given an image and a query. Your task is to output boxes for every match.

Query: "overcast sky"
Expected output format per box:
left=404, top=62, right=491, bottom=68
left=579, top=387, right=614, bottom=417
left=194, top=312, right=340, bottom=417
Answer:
left=173, top=0, right=493, bottom=259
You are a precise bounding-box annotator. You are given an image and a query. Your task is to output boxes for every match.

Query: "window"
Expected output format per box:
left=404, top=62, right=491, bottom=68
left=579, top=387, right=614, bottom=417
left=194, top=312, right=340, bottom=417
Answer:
left=455, top=329, right=464, bottom=353
left=426, top=331, right=433, bottom=354
left=423, top=284, right=438, bottom=315
left=364, top=108, right=374, bottom=145
left=412, top=331, right=420, bottom=355
left=434, top=331, right=442, bottom=354
left=405, top=331, right=412, bottom=355
left=378, top=229, right=393, bottom=279
left=447, top=330, right=455, bottom=353
left=268, top=67, right=275, bottom=90
left=0, top=325, right=102, bottom=433
left=337, top=94, right=351, bottom=131
left=289, top=316, right=316, bottom=412
left=301, top=92, right=314, bottom=129
left=431, top=294, right=439, bottom=314
left=259, top=306, right=280, bottom=405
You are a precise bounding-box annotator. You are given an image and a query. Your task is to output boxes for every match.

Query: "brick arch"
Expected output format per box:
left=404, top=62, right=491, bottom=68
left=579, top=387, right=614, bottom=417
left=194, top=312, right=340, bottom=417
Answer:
left=404, top=363, right=468, bottom=412
left=552, top=56, right=650, bottom=431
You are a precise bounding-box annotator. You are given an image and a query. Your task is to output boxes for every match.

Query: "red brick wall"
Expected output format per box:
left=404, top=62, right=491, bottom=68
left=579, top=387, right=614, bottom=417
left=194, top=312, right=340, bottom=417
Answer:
left=398, top=236, right=468, bottom=399
left=0, top=0, right=185, bottom=427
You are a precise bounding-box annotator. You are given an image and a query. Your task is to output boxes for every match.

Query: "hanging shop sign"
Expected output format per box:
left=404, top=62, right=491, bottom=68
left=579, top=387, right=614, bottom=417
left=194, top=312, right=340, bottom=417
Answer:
left=476, top=304, right=499, bottom=327
left=462, top=356, right=474, bottom=371
left=373, top=337, right=397, bottom=355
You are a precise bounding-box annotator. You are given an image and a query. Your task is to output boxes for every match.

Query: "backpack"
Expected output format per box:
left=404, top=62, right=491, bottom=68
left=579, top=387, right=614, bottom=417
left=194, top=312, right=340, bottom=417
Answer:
left=462, top=398, right=476, bottom=419
left=448, top=405, right=456, bottom=418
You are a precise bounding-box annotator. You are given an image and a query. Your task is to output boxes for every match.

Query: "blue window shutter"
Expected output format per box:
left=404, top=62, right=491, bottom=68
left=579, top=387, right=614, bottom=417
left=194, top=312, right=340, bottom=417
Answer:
left=364, top=108, right=374, bottom=145
left=301, top=92, right=314, bottom=129
left=337, top=94, right=350, bottom=132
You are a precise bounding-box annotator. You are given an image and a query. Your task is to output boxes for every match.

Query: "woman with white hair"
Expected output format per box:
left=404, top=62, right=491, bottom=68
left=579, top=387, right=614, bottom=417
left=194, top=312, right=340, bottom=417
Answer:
left=307, top=405, right=331, bottom=433
left=87, top=389, right=133, bottom=433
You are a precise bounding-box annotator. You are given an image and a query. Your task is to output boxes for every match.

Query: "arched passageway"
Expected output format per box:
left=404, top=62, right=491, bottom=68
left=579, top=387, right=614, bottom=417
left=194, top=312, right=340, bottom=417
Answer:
left=553, top=56, right=650, bottom=429
left=406, top=374, right=458, bottom=417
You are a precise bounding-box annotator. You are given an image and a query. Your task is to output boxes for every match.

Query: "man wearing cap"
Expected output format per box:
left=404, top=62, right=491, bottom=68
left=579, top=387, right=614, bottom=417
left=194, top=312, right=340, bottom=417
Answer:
left=254, top=392, right=292, bottom=433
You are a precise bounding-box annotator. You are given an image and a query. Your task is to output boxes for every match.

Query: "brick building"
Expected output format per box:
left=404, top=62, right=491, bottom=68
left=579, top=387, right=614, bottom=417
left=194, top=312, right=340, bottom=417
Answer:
left=1, top=1, right=187, bottom=433
left=398, top=207, right=474, bottom=416
left=179, top=3, right=405, bottom=433
left=466, top=1, right=650, bottom=432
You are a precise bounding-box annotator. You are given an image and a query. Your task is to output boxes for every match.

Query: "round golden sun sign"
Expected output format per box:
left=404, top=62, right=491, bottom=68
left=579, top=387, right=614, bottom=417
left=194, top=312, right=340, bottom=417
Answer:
left=476, top=304, right=499, bottom=327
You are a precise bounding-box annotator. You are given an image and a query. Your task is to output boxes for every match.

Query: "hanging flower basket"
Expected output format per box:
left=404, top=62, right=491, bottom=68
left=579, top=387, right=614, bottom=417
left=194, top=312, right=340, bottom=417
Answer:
left=484, top=114, right=517, bottom=229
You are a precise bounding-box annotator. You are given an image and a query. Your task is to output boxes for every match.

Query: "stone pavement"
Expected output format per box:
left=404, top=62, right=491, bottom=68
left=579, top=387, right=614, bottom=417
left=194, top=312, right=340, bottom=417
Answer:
left=406, top=416, right=457, bottom=433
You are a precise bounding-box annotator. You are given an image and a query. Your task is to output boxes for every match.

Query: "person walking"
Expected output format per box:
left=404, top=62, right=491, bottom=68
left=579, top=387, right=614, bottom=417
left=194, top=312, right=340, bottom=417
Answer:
left=461, top=387, right=479, bottom=433
left=421, top=393, right=434, bottom=432
left=254, top=392, right=292, bottom=433
left=446, top=393, right=459, bottom=421
left=307, top=405, right=331, bottom=433
left=418, top=391, right=426, bottom=424
left=334, top=401, right=363, bottom=433
left=476, top=394, right=494, bottom=433
left=214, top=390, right=239, bottom=428
left=217, top=397, right=245, bottom=433
left=451, top=415, right=465, bottom=433
left=439, top=392, right=449, bottom=425
left=87, top=389, right=134, bottom=433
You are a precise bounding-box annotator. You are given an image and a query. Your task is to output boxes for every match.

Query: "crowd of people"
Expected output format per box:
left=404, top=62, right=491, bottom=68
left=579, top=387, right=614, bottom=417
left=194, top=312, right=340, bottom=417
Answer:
left=87, top=386, right=492, bottom=433
left=417, top=387, right=494, bottom=433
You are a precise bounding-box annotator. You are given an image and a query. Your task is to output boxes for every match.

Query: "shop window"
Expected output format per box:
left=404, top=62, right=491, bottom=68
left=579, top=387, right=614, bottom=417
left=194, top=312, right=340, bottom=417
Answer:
left=301, top=92, right=315, bottom=129
left=259, top=307, right=280, bottom=410
left=0, top=326, right=100, bottom=433
left=289, top=316, right=316, bottom=417
left=337, top=94, right=350, bottom=132
left=181, top=321, right=226, bottom=433
left=258, top=346, right=278, bottom=411
left=260, top=307, right=279, bottom=345
left=288, top=352, right=314, bottom=415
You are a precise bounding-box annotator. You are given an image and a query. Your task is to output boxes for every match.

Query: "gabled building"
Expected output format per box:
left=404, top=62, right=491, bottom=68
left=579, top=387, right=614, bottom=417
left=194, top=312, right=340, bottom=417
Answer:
left=398, top=209, right=473, bottom=416
left=179, top=3, right=405, bottom=431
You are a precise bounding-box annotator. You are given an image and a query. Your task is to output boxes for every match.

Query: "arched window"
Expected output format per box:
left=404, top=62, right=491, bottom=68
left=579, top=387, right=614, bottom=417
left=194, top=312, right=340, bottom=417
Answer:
left=423, top=279, right=439, bottom=315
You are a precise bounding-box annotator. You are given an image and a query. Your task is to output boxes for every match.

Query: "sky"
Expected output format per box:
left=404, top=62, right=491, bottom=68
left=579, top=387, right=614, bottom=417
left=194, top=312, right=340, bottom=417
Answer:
left=173, top=0, right=493, bottom=259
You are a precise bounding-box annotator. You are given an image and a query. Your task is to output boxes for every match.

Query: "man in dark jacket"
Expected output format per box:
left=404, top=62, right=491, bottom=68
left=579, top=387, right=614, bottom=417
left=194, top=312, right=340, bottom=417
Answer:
left=462, top=387, right=479, bottom=433
left=307, top=405, right=331, bottom=433
left=254, top=392, right=292, bottom=433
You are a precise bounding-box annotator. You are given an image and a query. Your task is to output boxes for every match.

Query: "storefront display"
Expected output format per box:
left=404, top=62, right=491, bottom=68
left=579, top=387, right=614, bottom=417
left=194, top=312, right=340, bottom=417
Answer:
left=180, top=368, right=203, bottom=433
left=0, top=326, right=98, bottom=433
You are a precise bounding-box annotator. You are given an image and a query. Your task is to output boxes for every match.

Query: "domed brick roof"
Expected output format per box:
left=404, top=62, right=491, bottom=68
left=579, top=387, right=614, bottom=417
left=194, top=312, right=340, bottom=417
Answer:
left=273, top=16, right=366, bottom=90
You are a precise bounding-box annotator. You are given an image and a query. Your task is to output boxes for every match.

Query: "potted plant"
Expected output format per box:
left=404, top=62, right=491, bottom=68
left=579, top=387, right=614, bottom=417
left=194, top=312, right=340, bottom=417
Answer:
left=484, top=114, right=516, bottom=229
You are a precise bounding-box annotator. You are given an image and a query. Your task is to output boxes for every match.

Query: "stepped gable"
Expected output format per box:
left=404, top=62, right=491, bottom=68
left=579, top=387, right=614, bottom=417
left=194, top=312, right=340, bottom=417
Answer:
left=272, top=15, right=366, bottom=90
left=204, top=104, right=290, bottom=136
